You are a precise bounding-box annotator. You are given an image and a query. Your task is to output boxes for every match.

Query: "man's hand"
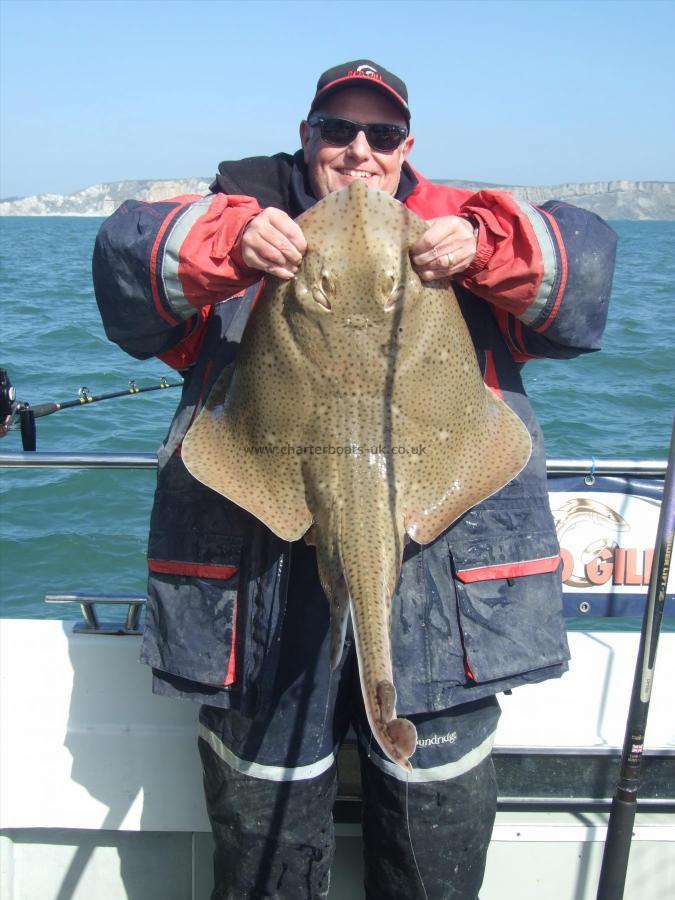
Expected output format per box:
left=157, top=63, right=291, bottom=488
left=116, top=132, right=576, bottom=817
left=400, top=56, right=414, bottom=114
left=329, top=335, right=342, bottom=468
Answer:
left=410, top=216, right=478, bottom=281
left=240, top=208, right=308, bottom=280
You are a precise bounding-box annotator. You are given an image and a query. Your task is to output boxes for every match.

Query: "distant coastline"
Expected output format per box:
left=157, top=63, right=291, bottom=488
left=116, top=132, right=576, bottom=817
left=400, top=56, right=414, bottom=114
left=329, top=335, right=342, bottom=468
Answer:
left=1, top=178, right=674, bottom=220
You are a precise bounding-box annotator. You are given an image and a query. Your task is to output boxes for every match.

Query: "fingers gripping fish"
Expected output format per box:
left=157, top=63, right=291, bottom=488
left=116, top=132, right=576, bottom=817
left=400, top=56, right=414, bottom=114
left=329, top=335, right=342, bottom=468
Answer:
left=182, top=181, right=531, bottom=770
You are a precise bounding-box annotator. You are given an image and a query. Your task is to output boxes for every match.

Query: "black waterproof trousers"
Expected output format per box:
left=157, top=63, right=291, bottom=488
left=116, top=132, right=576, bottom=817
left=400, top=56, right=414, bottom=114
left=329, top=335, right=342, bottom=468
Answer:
left=198, top=542, right=500, bottom=899
left=199, top=727, right=497, bottom=899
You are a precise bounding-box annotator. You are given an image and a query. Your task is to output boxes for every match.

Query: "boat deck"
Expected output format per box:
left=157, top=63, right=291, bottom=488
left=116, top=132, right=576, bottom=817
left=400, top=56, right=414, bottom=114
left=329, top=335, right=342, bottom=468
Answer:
left=1, top=454, right=673, bottom=897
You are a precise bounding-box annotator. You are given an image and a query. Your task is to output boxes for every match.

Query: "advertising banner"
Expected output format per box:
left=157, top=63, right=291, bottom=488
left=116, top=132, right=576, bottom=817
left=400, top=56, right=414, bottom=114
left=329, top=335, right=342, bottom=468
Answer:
left=548, top=474, right=674, bottom=617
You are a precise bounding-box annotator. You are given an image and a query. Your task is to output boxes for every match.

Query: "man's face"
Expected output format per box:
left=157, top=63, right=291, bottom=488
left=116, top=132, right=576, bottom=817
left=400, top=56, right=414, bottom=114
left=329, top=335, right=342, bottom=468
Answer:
left=300, top=86, right=415, bottom=200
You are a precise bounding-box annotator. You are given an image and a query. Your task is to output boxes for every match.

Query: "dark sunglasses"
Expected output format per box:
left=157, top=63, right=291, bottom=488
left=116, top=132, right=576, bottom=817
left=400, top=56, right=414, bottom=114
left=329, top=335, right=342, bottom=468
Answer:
left=307, top=115, right=409, bottom=152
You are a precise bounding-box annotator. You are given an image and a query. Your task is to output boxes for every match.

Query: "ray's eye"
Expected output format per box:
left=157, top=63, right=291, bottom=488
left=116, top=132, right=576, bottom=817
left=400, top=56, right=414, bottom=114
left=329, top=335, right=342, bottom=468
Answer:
left=312, top=271, right=334, bottom=311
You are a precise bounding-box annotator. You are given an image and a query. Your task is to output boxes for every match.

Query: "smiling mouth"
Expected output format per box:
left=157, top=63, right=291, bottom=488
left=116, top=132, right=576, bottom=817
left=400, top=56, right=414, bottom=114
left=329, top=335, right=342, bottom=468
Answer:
left=338, top=169, right=374, bottom=179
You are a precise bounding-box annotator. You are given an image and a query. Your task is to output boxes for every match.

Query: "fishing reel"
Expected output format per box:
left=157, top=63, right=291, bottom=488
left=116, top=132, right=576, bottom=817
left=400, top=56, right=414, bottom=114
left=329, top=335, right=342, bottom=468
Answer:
left=0, top=368, right=16, bottom=430
left=0, top=368, right=36, bottom=450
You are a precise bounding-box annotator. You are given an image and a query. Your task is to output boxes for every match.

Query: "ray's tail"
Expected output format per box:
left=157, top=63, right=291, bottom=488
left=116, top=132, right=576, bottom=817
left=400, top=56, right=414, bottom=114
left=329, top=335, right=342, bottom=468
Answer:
left=313, top=448, right=418, bottom=770
left=347, top=595, right=417, bottom=770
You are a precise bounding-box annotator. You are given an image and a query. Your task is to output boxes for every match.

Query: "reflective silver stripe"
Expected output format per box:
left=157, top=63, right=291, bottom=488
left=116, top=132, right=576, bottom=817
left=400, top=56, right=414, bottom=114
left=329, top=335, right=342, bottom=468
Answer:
left=162, top=195, right=219, bottom=320
left=361, top=729, right=496, bottom=783
left=198, top=722, right=336, bottom=782
left=515, top=199, right=558, bottom=327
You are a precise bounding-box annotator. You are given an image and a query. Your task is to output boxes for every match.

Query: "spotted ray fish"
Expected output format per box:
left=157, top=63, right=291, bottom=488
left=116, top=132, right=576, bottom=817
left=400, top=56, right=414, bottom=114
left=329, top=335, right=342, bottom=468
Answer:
left=182, top=180, right=531, bottom=770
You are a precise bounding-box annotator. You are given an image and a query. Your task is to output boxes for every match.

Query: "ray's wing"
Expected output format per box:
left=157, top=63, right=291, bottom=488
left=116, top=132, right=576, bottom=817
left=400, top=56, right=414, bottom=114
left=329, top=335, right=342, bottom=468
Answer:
left=389, top=282, right=532, bottom=545
left=396, top=390, right=531, bottom=544
left=182, top=281, right=313, bottom=542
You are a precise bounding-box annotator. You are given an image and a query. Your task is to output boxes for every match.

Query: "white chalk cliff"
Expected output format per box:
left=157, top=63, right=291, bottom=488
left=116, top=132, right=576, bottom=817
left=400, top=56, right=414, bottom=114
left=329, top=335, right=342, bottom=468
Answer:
left=1, top=178, right=673, bottom=220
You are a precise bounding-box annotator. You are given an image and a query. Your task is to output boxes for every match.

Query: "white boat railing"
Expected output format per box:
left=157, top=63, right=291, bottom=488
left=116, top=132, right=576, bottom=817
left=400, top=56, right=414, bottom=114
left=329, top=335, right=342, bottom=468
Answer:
left=0, top=450, right=668, bottom=475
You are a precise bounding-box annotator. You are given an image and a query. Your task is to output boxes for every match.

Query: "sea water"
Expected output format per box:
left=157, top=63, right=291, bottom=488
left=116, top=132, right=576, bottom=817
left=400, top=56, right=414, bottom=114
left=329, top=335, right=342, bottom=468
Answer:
left=0, top=217, right=673, bottom=618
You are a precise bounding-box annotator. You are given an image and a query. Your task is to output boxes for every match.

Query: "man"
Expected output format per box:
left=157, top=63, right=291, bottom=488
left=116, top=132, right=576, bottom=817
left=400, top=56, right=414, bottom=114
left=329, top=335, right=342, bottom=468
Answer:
left=93, top=60, right=617, bottom=899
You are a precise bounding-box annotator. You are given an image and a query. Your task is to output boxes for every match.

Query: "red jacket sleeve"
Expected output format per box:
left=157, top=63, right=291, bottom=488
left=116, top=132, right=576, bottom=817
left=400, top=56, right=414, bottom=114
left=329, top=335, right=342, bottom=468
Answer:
left=405, top=172, right=616, bottom=360
left=93, top=193, right=262, bottom=365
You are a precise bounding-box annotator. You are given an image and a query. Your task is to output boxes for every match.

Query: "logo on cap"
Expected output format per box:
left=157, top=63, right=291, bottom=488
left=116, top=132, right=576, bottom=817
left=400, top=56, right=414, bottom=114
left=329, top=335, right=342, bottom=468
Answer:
left=349, top=64, right=383, bottom=82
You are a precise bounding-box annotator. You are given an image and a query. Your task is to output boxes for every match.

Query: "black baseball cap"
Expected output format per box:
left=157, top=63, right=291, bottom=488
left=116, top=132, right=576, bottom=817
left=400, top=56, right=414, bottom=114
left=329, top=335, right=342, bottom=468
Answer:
left=309, top=60, right=410, bottom=123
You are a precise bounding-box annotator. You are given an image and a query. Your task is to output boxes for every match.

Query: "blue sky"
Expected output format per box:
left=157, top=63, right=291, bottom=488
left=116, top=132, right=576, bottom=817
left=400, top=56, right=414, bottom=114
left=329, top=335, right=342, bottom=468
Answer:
left=1, top=0, right=674, bottom=198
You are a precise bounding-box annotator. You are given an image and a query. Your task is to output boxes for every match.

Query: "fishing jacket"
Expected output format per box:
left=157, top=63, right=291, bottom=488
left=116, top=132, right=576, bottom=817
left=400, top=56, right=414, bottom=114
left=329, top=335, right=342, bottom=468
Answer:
left=93, top=151, right=617, bottom=716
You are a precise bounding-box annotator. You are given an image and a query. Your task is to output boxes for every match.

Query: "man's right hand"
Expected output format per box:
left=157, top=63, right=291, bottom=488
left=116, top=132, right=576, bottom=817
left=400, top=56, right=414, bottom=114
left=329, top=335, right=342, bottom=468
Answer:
left=239, top=208, right=307, bottom=280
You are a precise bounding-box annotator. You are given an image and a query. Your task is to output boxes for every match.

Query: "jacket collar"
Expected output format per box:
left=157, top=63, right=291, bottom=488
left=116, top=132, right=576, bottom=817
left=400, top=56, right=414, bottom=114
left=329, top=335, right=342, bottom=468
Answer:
left=211, top=150, right=418, bottom=217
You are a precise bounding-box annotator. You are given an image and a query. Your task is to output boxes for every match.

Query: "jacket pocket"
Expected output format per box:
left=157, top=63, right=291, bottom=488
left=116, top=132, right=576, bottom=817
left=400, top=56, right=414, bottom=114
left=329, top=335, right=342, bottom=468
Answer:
left=142, top=563, right=241, bottom=688
left=448, top=524, right=569, bottom=683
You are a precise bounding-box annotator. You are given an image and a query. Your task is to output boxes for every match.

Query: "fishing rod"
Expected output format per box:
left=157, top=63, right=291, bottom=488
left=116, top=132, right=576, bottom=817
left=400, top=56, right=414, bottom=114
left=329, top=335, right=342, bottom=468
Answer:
left=596, top=418, right=675, bottom=900
left=0, top=368, right=182, bottom=451
left=29, top=377, right=181, bottom=418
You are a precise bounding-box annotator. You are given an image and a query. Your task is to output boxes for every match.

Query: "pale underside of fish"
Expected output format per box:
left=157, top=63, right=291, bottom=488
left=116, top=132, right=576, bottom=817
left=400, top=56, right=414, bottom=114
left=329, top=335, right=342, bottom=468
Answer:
left=182, top=180, right=532, bottom=771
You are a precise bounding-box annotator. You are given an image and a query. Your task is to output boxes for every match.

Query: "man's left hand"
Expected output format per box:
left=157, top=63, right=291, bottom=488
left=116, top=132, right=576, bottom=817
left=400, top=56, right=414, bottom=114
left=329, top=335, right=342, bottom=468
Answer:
left=410, top=216, right=477, bottom=281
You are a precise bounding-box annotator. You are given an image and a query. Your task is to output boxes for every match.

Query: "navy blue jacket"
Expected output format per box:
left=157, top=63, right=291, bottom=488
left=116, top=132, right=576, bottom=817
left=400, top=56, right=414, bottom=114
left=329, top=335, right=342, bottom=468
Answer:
left=92, top=153, right=618, bottom=715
